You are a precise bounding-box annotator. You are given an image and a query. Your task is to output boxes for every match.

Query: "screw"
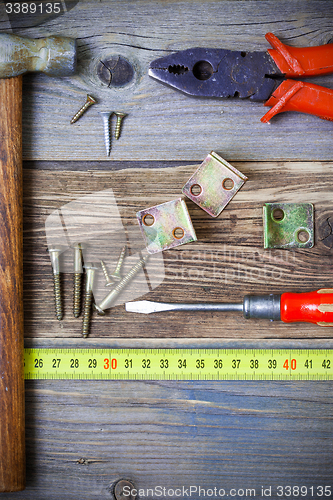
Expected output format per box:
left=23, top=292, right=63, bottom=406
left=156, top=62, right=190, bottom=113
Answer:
left=114, top=112, right=127, bottom=140
left=72, top=243, right=85, bottom=318
left=100, top=246, right=127, bottom=288
left=82, top=262, right=99, bottom=338
left=95, top=254, right=149, bottom=314
left=48, top=247, right=64, bottom=321
left=100, top=260, right=113, bottom=287
left=70, top=94, right=97, bottom=124
left=100, top=111, right=113, bottom=156
left=110, top=245, right=127, bottom=282
left=113, top=479, right=137, bottom=500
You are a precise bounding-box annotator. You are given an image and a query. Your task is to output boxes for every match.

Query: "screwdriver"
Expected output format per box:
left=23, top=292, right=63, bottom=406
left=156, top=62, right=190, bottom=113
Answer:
left=125, top=289, right=333, bottom=326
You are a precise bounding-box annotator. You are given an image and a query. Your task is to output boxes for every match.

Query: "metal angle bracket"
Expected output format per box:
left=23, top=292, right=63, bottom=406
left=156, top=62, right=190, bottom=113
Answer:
left=136, top=198, right=197, bottom=254
left=182, top=151, right=248, bottom=217
left=263, top=202, right=314, bottom=249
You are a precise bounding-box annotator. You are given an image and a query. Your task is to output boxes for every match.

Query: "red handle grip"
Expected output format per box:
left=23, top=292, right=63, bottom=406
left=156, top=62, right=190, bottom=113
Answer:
left=261, top=80, right=333, bottom=123
left=266, top=32, right=333, bottom=77
left=281, top=289, right=333, bottom=326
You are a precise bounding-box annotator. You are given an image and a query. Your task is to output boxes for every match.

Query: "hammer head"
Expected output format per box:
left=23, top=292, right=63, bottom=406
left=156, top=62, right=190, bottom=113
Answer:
left=0, top=33, right=76, bottom=79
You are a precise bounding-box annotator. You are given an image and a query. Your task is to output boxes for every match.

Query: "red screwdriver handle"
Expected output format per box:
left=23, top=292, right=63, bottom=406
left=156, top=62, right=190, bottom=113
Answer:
left=281, top=289, right=333, bottom=326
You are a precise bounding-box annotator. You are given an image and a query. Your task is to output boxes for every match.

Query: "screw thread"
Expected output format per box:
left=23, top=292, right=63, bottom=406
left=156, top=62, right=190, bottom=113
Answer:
left=53, top=273, right=63, bottom=321
left=82, top=289, right=93, bottom=337
left=73, top=272, right=82, bottom=318
left=114, top=245, right=126, bottom=274
left=98, top=255, right=149, bottom=311
left=71, top=95, right=96, bottom=124
left=115, top=256, right=147, bottom=292
left=103, top=121, right=111, bottom=155
left=101, top=260, right=111, bottom=283
left=100, top=112, right=112, bottom=155
left=115, top=117, right=122, bottom=140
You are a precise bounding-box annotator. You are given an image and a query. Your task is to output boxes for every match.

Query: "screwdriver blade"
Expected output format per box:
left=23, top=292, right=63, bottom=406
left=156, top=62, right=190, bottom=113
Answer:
left=125, top=301, right=243, bottom=314
left=125, top=301, right=178, bottom=314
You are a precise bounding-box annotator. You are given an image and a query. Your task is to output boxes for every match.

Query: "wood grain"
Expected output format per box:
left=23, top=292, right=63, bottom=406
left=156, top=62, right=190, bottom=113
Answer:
left=0, top=2, right=332, bottom=497
left=20, top=377, right=333, bottom=498
left=23, top=161, right=333, bottom=339
left=0, top=76, right=25, bottom=492
left=4, top=333, right=333, bottom=500
left=3, top=0, right=332, bottom=161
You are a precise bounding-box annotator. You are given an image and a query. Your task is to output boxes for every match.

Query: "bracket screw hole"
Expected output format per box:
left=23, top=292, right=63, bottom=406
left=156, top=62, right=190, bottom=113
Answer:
left=143, top=214, right=155, bottom=226
left=190, top=183, right=202, bottom=196
left=297, top=229, right=310, bottom=243
left=272, top=208, right=285, bottom=222
left=222, top=178, right=234, bottom=190
left=173, top=227, right=185, bottom=239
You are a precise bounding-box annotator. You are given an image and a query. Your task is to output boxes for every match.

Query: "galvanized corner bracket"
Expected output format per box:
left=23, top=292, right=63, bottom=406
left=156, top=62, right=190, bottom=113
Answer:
left=263, top=202, right=314, bottom=249
left=182, top=151, right=248, bottom=217
left=136, top=198, right=197, bottom=254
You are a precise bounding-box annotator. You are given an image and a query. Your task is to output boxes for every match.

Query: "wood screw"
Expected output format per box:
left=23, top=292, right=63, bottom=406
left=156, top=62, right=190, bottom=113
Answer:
left=110, top=245, right=127, bottom=281
left=72, top=243, right=84, bottom=318
left=100, top=246, right=127, bottom=287
left=100, top=260, right=113, bottom=287
left=48, top=248, right=63, bottom=321
left=100, top=111, right=113, bottom=155
left=82, top=263, right=99, bottom=338
left=96, top=254, right=149, bottom=314
left=114, top=112, right=127, bottom=139
left=70, top=94, right=96, bottom=124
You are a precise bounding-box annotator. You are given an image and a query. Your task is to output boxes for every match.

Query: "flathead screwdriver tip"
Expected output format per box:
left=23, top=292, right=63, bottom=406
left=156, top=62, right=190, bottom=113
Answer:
left=125, top=300, right=244, bottom=315
left=125, top=301, right=177, bottom=314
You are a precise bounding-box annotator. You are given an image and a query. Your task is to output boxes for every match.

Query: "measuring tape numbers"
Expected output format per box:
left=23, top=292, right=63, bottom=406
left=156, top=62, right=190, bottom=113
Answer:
left=24, top=348, right=333, bottom=380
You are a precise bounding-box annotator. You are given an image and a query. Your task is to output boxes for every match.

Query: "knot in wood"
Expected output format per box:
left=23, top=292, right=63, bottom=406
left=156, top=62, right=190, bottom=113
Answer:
left=318, top=215, right=333, bottom=248
left=113, top=479, right=137, bottom=500
left=97, top=57, right=134, bottom=87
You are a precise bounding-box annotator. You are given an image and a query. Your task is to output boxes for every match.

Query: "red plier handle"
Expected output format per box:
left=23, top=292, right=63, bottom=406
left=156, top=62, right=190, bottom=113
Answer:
left=262, top=33, right=333, bottom=122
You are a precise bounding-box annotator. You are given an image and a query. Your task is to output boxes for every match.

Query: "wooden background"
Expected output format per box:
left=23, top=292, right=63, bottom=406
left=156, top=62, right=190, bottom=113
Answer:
left=1, top=1, right=333, bottom=498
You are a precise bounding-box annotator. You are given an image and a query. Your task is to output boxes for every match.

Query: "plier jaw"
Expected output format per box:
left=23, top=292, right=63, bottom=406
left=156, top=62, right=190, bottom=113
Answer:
left=149, top=47, right=280, bottom=101
left=149, top=33, right=333, bottom=122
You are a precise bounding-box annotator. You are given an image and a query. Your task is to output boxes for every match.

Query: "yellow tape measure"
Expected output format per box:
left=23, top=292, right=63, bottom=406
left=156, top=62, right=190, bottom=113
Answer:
left=24, top=349, right=333, bottom=380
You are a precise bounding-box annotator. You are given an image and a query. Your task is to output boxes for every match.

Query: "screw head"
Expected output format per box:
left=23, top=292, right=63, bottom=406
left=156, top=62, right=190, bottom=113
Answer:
left=100, top=111, right=113, bottom=119
left=110, top=273, right=121, bottom=282
left=86, top=94, right=97, bottom=104
left=84, top=262, right=100, bottom=270
left=115, top=112, right=127, bottom=119
left=48, top=246, right=65, bottom=253
left=71, top=242, right=87, bottom=249
left=92, top=303, right=106, bottom=316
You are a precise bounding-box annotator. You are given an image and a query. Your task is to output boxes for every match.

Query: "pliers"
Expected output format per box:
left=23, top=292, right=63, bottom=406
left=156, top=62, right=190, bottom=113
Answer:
left=148, top=33, right=333, bottom=123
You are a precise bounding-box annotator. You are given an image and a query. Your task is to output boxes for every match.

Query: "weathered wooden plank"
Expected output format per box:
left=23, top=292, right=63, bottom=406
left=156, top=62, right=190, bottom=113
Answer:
left=23, top=161, right=333, bottom=339
left=4, top=366, right=333, bottom=500
left=0, top=3, right=331, bottom=499
left=1, top=0, right=333, bottom=161
left=23, top=337, right=333, bottom=349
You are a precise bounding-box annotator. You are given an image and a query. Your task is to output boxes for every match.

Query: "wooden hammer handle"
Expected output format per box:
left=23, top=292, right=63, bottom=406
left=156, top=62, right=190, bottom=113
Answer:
left=0, top=76, right=25, bottom=492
